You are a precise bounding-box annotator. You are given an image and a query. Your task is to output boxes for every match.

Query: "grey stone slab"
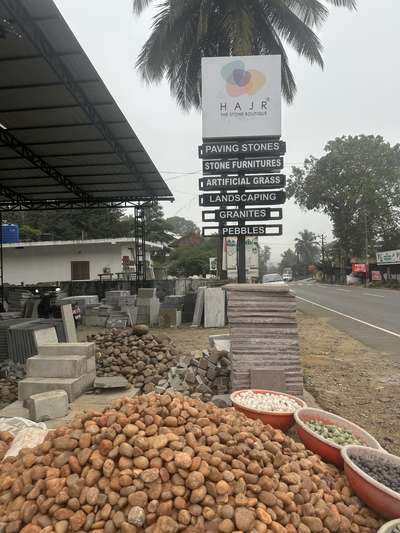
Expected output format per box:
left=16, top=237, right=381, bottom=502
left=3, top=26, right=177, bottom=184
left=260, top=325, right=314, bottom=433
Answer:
left=93, top=376, right=129, bottom=389
left=127, top=306, right=138, bottom=327
left=250, top=368, right=287, bottom=393
left=37, top=342, right=95, bottom=358
left=192, top=287, right=205, bottom=327
left=33, top=328, right=58, bottom=347
left=83, top=315, right=107, bottom=327
left=61, top=304, right=78, bottom=343
left=159, top=308, right=182, bottom=328
left=204, top=288, right=225, bottom=328
left=28, top=390, right=69, bottom=422
left=137, top=288, right=157, bottom=298
left=18, top=371, right=96, bottom=401
left=26, top=355, right=88, bottom=379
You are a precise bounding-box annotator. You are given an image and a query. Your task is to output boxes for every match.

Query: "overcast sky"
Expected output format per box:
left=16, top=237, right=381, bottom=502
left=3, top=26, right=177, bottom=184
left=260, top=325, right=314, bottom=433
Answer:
left=56, top=0, right=400, bottom=261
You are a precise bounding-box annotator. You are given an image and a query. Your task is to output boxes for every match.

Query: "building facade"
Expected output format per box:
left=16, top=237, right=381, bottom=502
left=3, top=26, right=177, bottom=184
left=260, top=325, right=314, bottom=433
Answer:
left=2, top=238, right=162, bottom=285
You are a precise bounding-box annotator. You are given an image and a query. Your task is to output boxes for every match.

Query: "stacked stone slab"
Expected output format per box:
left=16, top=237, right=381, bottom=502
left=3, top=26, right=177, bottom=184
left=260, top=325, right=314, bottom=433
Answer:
left=225, top=284, right=303, bottom=397
left=159, top=295, right=184, bottom=328
left=82, top=291, right=137, bottom=328
left=18, top=342, right=96, bottom=401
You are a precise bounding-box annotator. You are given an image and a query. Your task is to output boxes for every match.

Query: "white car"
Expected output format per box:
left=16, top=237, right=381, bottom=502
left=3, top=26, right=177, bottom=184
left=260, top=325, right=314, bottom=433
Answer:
left=262, top=274, right=285, bottom=285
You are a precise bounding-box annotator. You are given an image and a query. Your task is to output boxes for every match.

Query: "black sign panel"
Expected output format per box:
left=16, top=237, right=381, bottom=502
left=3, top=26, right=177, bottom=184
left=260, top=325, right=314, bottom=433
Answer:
left=199, top=190, right=286, bottom=207
left=202, top=208, right=283, bottom=222
left=202, top=157, right=284, bottom=175
left=199, top=140, right=286, bottom=159
left=202, top=224, right=283, bottom=237
left=199, top=174, right=286, bottom=191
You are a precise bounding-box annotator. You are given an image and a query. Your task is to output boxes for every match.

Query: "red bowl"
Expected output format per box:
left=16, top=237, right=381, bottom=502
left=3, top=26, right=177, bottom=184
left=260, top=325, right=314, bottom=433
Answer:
left=342, top=446, right=400, bottom=519
left=294, top=408, right=381, bottom=468
left=230, top=389, right=306, bottom=431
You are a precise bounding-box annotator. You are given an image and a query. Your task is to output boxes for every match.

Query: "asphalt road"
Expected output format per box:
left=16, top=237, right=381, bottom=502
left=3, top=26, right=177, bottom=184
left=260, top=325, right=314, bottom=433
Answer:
left=293, top=281, right=400, bottom=358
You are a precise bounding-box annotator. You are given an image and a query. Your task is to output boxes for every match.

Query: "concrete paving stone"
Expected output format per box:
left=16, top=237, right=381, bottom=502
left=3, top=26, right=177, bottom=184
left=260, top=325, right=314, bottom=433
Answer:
left=26, top=355, right=88, bottom=379
left=61, top=304, right=78, bottom=343
left=137, top=288, right=157, bottom=298
left=28, top=390, right=69, bottom=422
left=33, top=328, right=58, bottom=347
left=38, top=342, right=96, bottom=358
left=192, top=287, right=205, bottom=327
left=83, top=315, right=107, bottom=327
left=93, top=376, right=130, bottom=389
left=18, top=370, right=96, bottom=401
left=86, top=356, right=96, bottom=372
left=204, top=288, right=226, bottom=328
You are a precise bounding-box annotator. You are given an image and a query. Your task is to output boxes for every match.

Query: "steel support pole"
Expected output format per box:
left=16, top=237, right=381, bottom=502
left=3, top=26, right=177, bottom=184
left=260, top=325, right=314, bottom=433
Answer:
left=0, top=213, right=4, bottom=312
left=237, top=185, right=246, bottom=283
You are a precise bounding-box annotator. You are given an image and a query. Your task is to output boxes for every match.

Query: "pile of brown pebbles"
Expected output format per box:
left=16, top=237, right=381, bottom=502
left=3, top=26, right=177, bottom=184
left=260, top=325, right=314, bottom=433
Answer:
left=89, top=327, right=181, bottom=393
left=0, top=393, right=383, bottom=533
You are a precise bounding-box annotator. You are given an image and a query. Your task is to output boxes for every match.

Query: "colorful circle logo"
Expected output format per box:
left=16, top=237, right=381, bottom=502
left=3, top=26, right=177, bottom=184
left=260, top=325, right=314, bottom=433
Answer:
left=221, top=60, right=266, bottom=97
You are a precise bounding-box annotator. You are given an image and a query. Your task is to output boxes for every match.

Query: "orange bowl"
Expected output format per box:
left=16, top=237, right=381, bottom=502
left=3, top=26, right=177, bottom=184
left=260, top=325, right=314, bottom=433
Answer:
left=295, top=408, right=381, bottom=468
left=230, top=389, right=306, bottom=431
left=342, top=446, right=400, bottom=519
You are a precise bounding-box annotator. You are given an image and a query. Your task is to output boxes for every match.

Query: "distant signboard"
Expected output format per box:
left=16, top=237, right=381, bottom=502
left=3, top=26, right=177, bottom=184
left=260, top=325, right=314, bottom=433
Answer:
left=202, top=55, right=282, bottom=139
left=199, top=174, right=286, bottom=191
left=371, top=271, right=382, bottom=281
left=199, top=140, right=286, bottom=158
left=202, top=224, right=283, bottom=237
left=199, top=190, right=285, bottom=207
left=202, top=207, right=282, bottom=222
left=352, top=263, right=367, bottom=273
left=203, top=157, right=283, bottom=175
left=376, top=249, right=400, bottom=265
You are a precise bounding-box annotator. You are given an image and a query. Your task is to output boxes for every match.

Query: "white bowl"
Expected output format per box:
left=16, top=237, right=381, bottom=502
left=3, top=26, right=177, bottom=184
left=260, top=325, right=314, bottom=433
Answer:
left=378, top=519, right=400, bottom=532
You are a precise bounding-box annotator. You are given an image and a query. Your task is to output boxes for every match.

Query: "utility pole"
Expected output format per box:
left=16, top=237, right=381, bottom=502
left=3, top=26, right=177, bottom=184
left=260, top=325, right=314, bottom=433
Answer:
left=318, top=234, right=326, bottom=281
left=364, top=210, right=369, bottom=287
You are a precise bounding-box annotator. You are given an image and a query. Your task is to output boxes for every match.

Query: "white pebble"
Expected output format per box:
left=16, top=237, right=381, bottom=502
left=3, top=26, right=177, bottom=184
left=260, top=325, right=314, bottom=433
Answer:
left=235, top=391, right=300, bottom=413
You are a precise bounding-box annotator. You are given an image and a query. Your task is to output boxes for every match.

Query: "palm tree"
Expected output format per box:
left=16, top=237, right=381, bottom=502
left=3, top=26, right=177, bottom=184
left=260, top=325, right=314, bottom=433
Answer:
left=295, top=229, right=320, bottom=265
left=132, top=0, right=356, bottom=109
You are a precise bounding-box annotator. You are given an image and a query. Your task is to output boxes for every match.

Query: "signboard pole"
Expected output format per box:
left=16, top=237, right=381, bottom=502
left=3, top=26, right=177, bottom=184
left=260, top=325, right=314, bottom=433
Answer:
left=237, top=184, right=246, bottom=283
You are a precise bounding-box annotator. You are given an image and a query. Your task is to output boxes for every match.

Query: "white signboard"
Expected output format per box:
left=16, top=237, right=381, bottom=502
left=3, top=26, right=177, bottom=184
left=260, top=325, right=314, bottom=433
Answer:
left=376, top=249, right=400, bottom=265
left=202, top=55, right=281, bottom=139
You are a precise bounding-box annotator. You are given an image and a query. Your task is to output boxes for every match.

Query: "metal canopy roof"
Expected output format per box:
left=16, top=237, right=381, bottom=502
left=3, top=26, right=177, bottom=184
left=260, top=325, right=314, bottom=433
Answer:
left=0, top=0, right=173, bottom=210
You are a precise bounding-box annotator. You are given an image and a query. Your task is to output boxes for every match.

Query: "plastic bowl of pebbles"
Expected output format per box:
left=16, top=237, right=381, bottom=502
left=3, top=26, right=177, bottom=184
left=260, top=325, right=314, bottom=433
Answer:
left=295, top=408, right=381, bottom=468
left=378, top=519, right=400, bottom=532
left=342, top=445, right=400, bottom=519
left=230, top=389, right=306, bottom=430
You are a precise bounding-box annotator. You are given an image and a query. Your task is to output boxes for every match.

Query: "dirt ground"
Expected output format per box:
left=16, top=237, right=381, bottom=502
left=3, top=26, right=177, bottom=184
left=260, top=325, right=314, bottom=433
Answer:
left=81, top=319, right=400, bottom=455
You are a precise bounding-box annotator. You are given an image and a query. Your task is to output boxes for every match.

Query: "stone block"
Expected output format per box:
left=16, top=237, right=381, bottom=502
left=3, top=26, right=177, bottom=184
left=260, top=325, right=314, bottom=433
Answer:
left=204, top=288, right=225, bottom=328
left=28, top=390, right=69, bottom=422
left=33, top=328, right=58, bottom=347
left=93, top=376, right=129, bottom=389
left=209, top=335, right=231, bottom=353
left=26, top=355, right=88, bottom=378
left=198, top=358, right=209, bottom=370
left=184, top=367, right=196, bottom=384
left=212, top=394, right=232, bottom=408
left=192, top=287, right=205, bottom=327
left=61, top=304, right=78, bottom=343
left=18, top=371, right=96, bottom=401
left=86, top=356, right=96, bottom=372
left=38, top=342, right=96, bottom=358
left=207, top=366, right=219, bottom=381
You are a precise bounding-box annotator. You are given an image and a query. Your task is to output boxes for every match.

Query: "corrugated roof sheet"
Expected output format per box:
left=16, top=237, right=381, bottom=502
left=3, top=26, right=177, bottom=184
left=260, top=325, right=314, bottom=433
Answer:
left=0, top=0, right=173, bottom=209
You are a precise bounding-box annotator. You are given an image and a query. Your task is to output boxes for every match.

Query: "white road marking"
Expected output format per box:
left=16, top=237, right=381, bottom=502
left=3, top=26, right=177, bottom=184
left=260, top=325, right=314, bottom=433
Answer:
left=336, top=288, right=351, bottom=292
left=364, top=293, right=385, bottom=298
left=296, top=295, right=400, bottom=338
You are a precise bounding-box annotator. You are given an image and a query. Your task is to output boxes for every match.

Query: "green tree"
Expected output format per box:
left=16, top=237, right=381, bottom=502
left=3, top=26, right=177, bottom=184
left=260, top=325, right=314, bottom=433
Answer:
left=280, top=249, right=298, bottom=275
left=295, top=229, right=320, bottom=265
left=167, top=236, right=218, bottom=277
left=132, top=0, right=356, bottom=109
left=165, top=216, right=199, bottom=237
left=288, top=135, right=400, bottom=257
left=258, top=244, right=271, bottom=278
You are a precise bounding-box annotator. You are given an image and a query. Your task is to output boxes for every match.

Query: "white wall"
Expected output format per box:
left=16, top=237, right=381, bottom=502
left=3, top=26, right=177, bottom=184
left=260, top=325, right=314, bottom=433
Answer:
left=3, top=243, right=126, bottom=284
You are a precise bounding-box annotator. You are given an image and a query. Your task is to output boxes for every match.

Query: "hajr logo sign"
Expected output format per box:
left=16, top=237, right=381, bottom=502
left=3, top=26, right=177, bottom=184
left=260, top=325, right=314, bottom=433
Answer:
left=202, top=55, right=281, bottom=139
